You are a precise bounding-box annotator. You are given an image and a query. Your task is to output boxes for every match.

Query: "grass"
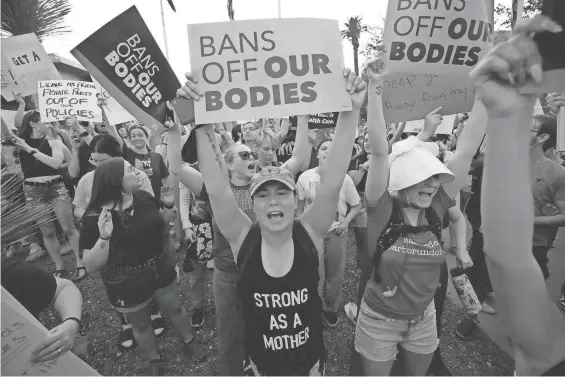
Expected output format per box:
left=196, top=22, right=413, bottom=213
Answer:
left=9, top=231, right=513, bottom=376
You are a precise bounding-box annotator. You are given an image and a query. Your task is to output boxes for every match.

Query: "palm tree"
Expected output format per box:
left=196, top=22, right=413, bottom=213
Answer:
left=1, top=0, right=71, bottom=42
left=341, top=16, right=369, bottom=76
left=227, top=0, right=235, bottom=21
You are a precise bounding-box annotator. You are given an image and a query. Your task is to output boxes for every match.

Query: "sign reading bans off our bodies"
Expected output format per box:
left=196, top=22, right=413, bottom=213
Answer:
left=71, top=6, right=180, bottom=132
left=38, top=80, right=101, bottom=122
left=188, top=19, right=352, bottom=124
left=383, top=0, right=492, bottom=75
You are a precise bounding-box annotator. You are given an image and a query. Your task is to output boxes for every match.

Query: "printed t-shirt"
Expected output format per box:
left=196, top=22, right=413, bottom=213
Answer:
left=531, top=158, right=565, bottom=247
left=296, top=168, right=360, bottom=231
left=199, top=183, right=255, bottom=273
left=124, top=146, right=169, bottom=197
left=277, top=130, right=296, bottom=164
left=364, top=187, right=455, bottom=320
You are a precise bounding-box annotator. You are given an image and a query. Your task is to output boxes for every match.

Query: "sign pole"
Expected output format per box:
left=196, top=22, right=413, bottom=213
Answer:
left=278, top=0, right=282, bottom=18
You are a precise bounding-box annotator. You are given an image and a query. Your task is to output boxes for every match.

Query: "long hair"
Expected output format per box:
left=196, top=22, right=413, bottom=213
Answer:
left=91, top=134, right=122, bottom=156
left=18, top=111, right=40, bottom=139
left=85, top=158, right=125, bottom=214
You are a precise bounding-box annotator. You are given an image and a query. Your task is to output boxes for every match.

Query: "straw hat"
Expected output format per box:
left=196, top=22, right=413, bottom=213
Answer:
left=388, top=136, right=455, bottom=192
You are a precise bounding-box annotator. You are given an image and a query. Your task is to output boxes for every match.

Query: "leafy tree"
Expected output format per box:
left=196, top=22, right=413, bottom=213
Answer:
left=495, top=0, right=543, bottom=29
left=1, top=0, right=71, bottom=42
left=341, top=16, right=370, bottom=76
left=227, top=0, right=235, bottom=20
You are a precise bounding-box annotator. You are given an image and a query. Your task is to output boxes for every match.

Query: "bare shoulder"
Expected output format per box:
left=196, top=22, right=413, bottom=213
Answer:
left=299, top=218, right=324, bottom=256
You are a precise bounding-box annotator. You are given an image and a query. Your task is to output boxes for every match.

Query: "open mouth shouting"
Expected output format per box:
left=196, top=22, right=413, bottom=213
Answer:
left=248, top=162, right=256, bottom=171
left=418, top=190, right=436, bottom=201
left=267, top=211, right=284, bottom=221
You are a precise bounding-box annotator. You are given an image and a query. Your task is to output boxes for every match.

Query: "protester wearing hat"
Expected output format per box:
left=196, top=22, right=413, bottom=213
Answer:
left=354, top=54, right=486, bottom=376
left=472, top=15, right=565, bottom=376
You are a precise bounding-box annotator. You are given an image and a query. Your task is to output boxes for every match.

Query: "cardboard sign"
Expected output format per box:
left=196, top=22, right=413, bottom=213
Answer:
left=1, top=54, right=18, bottom=102
left=71, top=6, right=179, bottom=133
left=383, top=0, right=492, bottom=76
left=1, top=288, right=99, bottom=376
left=0, top=33, right=61, bottom=98
left=91, top=77, right=136, bottom=126
left=38, top=80, right=101, bottom=122
left=308, top=112, right=339, bottom=129
left=522, top=0, right=565, bottom=94
left=403, top=114, right=457, bottom=135
left=382, top=72, right=476, bottom=123
left=187, top=18, right=352, bottom=124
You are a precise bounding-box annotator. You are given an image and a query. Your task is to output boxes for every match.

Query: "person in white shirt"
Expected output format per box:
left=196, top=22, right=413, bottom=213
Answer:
left=297, top=136, right=361, bottom=327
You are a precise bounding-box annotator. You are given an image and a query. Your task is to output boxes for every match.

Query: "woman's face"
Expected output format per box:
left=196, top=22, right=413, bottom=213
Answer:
left=122, top=161, right=141, bottom=193
left=363, top=136, right=371, bottom=153
left=256, top=139, right=276, bottom=166
left=229, top=144, right=257, bottom=179
left=317, top=140, right=332, bottom=166
left=355, top=136, right=364, bottom=147
left=31, top=120, right=50, bottom=135
left=242, top=123, right=256, bottom=142
left=253, top=182, right=297, bottom=233
left=400, top=174, right=441, bottom=209
left=118, top=127, right=128, bottom=138
left=130, top=128, right=148, bottom=149
left=89, top=152, right=112, bottom=167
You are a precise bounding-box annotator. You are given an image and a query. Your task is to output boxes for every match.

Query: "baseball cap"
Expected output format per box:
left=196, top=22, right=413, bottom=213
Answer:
left=249, top=166, right=296, bottom=197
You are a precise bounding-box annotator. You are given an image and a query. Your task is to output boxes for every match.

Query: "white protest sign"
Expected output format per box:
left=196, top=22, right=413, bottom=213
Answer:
left=1, top=288, right=99, bottom=376
left=403, top=114, right=457, bottom=135
left=0, top=33, right=61, bottom=98
left=188, top=18, right=352, bottom=124
left=38, top=80, right=102, bottom=122
left=1, top=54, right=18, bottom=102
left=91, top=77, right=136, bottom=126
left=383, top=0, right=492, bottom=76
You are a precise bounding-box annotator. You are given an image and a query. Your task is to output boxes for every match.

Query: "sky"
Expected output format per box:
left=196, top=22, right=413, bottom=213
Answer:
left=41, top=0, right=515, bottom=82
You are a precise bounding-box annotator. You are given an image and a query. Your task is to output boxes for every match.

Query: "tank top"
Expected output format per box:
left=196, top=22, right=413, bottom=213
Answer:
left=541, top=358, right=565, bottom=376
left=239, top=233, right=324, bottom=375
left=19, top=137, right=59, bottom=179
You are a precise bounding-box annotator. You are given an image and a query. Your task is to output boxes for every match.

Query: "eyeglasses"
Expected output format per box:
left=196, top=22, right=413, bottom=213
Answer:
left=89, top=157, right=110, bottom=166
left=237, top=151, right=258, bottom=161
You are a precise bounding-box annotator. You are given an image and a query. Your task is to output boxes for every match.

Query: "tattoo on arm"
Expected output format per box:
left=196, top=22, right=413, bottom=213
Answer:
left=99, top=241, right=107, bottom=249
left=375, top=85, right=383, bottom=96
left=206, top=129, right=225, bottom=170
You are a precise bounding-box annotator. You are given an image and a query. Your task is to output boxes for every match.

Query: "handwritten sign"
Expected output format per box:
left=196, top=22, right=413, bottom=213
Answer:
left=1, top=54, right=18, bottom=102
left=382, top=72, right=476, bottom=123
left=0, top=33, right=61, bottom=98
left=38, top=80, right=101, bottom=122
left=72, top=6, right=179, bottom=133
left=308, top=112, right=339, bottom=129
left=91, top=77, right=136, bottom=126
left=403, top=114, right=456, bottom=135
left=188, top=18, right=352, bottom=124
left=383, top=0, right=492, bottom=76
left=1, top=288, right=99, bottom=376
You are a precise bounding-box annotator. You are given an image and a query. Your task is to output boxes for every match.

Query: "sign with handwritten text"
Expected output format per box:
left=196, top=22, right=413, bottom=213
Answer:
left=91, top=76, right=136, bottom=126
left=0, top=33, right=61, bottom=98
left=38, top=80, right=102, bottom=122
left=1, top=288, right=99, bottom=376
left=403, top=114, right=457, bottom=135
left=383, top=0, right=492, bottom=76
left=381, top=72, right=476, bottom=123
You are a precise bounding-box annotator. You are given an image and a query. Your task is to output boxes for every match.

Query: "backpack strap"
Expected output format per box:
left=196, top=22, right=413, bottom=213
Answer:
left=236, top=222, right=262, bottom=272
left=292, top=220, right=319, bottom=281
left=424, top=205, right=443, bottom=246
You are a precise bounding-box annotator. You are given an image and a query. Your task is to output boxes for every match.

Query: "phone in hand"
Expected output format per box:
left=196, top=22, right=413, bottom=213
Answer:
left=171, top=97, right=195, bottom=125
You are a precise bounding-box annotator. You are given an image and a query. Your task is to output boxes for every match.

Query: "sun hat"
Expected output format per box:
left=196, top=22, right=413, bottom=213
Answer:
left=388, top=136, right=455, bottom=192
left=249, top=166, right=296, bottom=197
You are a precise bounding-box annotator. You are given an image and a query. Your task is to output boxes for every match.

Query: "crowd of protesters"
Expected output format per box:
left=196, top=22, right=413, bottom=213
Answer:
left=1, top=14, right=565, bottom=377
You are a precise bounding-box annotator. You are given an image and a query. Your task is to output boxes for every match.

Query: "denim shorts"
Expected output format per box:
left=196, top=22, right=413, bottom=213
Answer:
left=351, top=193, right=367, bottom=228
left=101, top=253, right=177, bottom=313
left=354, top=300, right=438, bottom=362
left=22, top=176, right=71, bottom=214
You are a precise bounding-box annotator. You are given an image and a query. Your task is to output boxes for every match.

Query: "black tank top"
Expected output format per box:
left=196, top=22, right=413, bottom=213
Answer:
left=239, top=233, right=324, bottom=375
left=19, top=137, right=59, bottom=179
left=542, top=358, right=565, bottom=376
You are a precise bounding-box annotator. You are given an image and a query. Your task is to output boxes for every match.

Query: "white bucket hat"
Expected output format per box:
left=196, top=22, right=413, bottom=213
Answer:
left=388, top=136, right=455, bottom=192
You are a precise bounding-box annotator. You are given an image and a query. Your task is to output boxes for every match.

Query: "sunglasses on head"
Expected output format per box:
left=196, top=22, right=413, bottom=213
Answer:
left=237, top=151, right=258, bottom=160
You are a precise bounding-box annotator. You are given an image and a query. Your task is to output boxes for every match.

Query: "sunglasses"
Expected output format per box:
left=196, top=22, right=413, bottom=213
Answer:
left=237, top=151, right=258, bottom=161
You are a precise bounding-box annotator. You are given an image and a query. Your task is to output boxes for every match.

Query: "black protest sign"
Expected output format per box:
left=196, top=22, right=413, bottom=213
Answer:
left=308, top=112, right=339, bottom=129
left=71, top=6, right=179, bottom=133
left=522, top=0, right=565, bottom=94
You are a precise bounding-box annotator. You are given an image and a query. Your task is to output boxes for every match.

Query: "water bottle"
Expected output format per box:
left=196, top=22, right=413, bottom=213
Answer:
left=450, top=267, right=482, bottom=315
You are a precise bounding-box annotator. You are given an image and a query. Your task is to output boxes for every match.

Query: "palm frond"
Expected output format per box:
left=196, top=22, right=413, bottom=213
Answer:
left=166, top=0, right=176, bottom=12
left=1, top=0, right=72, bottom=42
left=227, top=0, right=235, bottom=21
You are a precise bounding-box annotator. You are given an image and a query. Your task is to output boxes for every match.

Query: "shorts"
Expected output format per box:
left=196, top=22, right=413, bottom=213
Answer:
left=354, top=300, right=438, bottom=363
left=101, top=253, right=177, bottom=313
left=351, top=193, right=367, bottom=228
left=23, top=176, right=71, bottom=215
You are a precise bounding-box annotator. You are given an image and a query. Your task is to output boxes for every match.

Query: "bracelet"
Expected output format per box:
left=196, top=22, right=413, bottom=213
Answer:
left=162, top=203, right=175, bottom=210
left=99, top=235, right=111, bottom=241
left=62, top=317, right=83, bottom=335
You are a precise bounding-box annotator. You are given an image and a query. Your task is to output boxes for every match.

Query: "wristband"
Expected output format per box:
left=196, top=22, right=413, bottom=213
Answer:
left=62, top=317, right=83, bottom=335
left=163, top=203, right=175, bottom=210
left=79, top=131, right=89, bottom=137
left=99, top=235, right=111, bottom=241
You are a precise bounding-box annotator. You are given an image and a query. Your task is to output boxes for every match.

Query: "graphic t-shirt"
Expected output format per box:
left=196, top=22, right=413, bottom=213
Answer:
left=239, top=223, right=323, bottom=375
left=296, top=168, right=360, bottom=231
left=364, top=188, right=454, bottom=320
left=124, top=146, right=169, bottom=198
left=180, top=185, right=214, bottom=262
left=531, top=158, right=565, bottom=247
left=277, top=129, right=296, bottom=164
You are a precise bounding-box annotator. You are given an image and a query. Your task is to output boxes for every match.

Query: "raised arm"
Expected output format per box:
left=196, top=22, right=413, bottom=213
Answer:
left=167, top=119, right=203, bottom=196
left=442, top=99, right=487, bottom=199
left=13, top=93, right=26, bottom=129
left=281, top=115, right=310, bottom=176
left=301, top=68, right=366, bottom=239
left=365, top=57, right=390, bottom=207
left=472, top=16, right=565, bottom=374
left=417, top=107, right=443, bottom=142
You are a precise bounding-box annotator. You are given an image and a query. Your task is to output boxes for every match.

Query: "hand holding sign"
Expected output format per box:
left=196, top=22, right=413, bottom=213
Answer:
left=30, top=320, right=78, bottom=363
left=547, top=93, right=565, bottom=114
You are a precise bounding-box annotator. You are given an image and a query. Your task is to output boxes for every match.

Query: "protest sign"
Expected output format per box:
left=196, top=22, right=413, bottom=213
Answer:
left=0, top=33, right=61, bottom=98
left=91, top=76, right=136, bottom=126
left=1, top=54, right=18, bottom=102
left=308, top=112, right=339, bottom=129
left=383, top=0, right=492, bottom=76
left=382, top=72, right=477, bottom=123
left=403, top=114, right=456, bottom=135
left=1, top=288, right=99, bottom=376
left=37, top=80, right=101, bottom=122
left=71, top=6, right=180, bottom=133
left=187, top=18, right=352, bottom=124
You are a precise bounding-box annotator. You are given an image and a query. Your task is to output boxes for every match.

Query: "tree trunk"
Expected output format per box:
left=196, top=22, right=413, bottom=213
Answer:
left=353, top=45, right=359, bottom=76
